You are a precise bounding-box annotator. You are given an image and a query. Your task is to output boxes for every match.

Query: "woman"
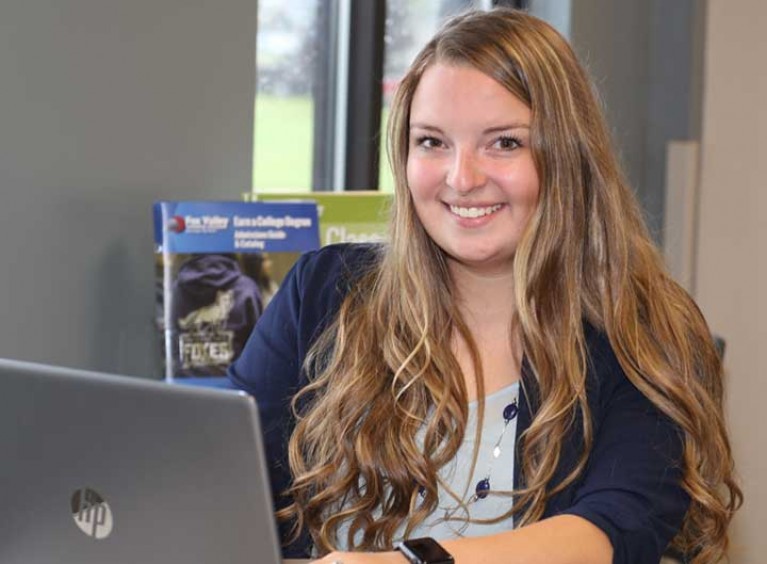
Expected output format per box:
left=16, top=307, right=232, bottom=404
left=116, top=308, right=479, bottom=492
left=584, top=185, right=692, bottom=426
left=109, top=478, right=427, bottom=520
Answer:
left=229, top=8, right=741, bottom=564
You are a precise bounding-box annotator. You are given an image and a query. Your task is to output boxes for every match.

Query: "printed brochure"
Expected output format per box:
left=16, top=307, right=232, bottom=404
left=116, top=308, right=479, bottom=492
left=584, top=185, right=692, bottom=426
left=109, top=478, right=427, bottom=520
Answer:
left=153, top=200, right=320, bottom=381
left=249, top=191, right=391, bottom=246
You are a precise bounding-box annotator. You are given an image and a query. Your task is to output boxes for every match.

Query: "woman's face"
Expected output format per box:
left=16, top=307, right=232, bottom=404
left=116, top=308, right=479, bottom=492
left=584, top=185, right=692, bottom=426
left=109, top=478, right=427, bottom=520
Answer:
left=406, top=63, right=540, bottom=276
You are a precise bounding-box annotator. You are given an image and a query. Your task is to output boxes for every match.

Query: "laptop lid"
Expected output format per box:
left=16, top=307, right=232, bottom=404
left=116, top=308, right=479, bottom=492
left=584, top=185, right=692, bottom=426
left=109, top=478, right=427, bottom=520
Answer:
left=0, top=358, right=282, bottom=564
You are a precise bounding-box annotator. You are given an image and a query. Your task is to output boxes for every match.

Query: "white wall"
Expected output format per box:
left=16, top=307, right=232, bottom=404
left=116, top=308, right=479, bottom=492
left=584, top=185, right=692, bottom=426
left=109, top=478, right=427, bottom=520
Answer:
left=694, top=0, right=766, bottom=561
left=0, top=0, right=256, bottom=377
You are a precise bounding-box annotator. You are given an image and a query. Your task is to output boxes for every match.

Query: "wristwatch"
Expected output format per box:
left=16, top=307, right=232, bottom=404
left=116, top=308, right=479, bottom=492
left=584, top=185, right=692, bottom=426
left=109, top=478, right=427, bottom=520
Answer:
left=395, top=537, right=454, bottom=564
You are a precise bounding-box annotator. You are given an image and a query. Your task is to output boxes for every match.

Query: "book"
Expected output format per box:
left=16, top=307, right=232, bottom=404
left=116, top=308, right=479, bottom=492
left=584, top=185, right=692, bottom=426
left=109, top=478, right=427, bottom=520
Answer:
left=249, top=191, right=391, bottom=246
left=153, top=200, right=320, bottom=382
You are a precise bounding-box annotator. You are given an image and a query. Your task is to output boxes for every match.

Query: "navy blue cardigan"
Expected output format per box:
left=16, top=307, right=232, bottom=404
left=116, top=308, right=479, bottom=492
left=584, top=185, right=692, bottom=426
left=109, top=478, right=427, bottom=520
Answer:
left=228, top=244, right=690, bottom=563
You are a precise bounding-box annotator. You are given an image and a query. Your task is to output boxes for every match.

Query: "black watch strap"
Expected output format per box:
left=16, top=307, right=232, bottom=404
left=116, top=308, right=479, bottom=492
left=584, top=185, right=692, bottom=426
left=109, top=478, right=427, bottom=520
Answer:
left=395, top=537, right=454, bottom=564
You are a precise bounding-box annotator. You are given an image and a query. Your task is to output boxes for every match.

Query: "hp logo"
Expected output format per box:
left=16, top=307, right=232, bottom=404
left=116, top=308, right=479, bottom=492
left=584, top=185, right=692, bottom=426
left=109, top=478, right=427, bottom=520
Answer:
left=70, top=488, right=114, bottom=540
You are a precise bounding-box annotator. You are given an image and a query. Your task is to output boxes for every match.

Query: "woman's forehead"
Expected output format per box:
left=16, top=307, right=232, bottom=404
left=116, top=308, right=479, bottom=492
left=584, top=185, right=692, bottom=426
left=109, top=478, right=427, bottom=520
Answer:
left=409, top=63, right=531, bottom=130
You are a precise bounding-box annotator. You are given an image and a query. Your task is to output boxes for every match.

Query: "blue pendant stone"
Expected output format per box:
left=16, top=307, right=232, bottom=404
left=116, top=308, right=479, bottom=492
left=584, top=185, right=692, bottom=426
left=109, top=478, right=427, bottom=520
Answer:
left=475, top=478, right=490, bottom=499
left=503, top=402, right=518, bottom=422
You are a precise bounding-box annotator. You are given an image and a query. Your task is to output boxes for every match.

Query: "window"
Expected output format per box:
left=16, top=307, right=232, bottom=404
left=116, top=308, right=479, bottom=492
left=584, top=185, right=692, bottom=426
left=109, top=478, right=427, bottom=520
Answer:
left=253, top=0, right=322, bottom=193
left=252, top=0, right=524, bottom=195
left=378, top=0, right=489, bottom=192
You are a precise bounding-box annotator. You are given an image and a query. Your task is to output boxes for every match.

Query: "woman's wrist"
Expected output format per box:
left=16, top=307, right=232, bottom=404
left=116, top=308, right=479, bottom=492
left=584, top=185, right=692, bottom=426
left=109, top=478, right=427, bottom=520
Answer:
left=395, top=538, right=454, bottom=564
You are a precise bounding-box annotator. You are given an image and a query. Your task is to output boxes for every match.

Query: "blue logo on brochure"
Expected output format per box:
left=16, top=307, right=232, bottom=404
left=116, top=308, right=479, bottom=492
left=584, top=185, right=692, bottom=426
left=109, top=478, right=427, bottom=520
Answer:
left=154, top=201, right=320, bottom=254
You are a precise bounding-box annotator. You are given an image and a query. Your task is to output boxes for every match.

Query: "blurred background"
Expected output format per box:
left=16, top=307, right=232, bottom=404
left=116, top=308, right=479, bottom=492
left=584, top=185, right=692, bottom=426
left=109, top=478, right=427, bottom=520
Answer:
left=0, top=0, right=763, bottom=560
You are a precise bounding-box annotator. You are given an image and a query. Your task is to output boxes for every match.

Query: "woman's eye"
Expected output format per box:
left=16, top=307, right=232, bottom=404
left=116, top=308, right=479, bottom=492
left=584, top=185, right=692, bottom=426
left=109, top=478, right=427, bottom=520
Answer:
left=494, top=136, right=521, bottom=150
left=415, top=136, right=443, bottom=149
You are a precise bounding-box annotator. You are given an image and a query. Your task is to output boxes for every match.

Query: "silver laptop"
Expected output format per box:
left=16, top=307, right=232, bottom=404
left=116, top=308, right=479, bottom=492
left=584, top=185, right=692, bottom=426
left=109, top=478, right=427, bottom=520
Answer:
left=0, top=358, right=283, bottom=564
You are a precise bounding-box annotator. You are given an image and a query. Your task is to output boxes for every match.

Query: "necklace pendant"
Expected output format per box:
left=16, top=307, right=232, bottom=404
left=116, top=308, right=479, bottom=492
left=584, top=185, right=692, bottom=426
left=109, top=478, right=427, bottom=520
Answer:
left=503, top=400, right=519, bottom=422
left=475, top=478, right=490, bottom=499
left=492, top=445, right=501, bottom=458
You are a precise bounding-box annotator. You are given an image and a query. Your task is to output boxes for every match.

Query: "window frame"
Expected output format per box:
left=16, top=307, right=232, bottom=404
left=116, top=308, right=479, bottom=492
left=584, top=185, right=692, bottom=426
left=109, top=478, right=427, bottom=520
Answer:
left=298, top=0, right=530, bottom=192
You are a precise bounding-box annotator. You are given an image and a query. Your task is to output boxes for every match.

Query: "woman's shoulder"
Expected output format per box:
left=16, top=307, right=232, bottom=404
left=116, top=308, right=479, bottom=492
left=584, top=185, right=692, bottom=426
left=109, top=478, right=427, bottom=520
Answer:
left=579, top=322, right=628, bottom=402
left=582, top=322, right=618, bottom=369
left=303, top=241, right=382, bottom=265
left=296, top=242, right=383, bottom=274
left=581, top=322, right=654, bottom=415
left=292, top=242, right=383, bottom=291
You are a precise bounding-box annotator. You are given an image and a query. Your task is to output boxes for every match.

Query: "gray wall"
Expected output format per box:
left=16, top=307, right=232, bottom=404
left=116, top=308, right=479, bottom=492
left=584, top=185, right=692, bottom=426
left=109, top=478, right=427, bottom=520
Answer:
left=567, top=0, right=704, bottom=240
left=695, top=0, right=766, bottom=559
left=0, top=0, right=256, bottom=377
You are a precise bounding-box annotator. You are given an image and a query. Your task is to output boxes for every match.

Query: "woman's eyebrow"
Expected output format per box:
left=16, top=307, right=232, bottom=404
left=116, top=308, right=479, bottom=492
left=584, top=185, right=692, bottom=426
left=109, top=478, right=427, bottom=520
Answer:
left=484, top=123, right=531, bottom=133
left=408, top=123, right=531, bottom=133
left=409, top=123, right=443, bottom=132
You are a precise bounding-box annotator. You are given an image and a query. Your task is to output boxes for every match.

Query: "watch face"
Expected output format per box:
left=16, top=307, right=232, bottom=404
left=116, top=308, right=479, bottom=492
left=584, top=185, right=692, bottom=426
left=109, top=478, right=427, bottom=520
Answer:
left=401, top=537, right=454, bottom=564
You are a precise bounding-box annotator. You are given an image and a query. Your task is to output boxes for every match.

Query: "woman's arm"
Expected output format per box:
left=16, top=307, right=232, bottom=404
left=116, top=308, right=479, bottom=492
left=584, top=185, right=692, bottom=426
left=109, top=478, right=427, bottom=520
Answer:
left=228, top=244, right=378, bottom=558
left=312, top=515, right=611, bottom=564
left=559, top=333, right=690, bottom=563
left=442, top=515, right=612, bottom=564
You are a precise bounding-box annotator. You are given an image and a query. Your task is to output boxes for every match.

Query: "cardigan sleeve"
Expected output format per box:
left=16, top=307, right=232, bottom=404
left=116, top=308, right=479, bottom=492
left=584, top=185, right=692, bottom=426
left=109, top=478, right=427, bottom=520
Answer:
left=561, top=336, right=691, bottom=564
left=227, top=243, right=377, bottom=557
left=227, top=250, right=310, bottom=557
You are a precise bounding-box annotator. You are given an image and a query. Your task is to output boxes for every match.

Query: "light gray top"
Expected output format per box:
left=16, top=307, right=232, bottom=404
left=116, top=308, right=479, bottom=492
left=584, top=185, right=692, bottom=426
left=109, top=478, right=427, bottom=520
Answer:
left=405, top=381, right=520, bottom=539
left=336, top=381, right=520, bottom=548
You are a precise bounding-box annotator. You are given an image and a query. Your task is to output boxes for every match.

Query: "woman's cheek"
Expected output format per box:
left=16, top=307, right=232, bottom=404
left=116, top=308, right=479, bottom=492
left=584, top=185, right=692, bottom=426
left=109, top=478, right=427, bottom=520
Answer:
left=407, top=156, right=445, bottom=197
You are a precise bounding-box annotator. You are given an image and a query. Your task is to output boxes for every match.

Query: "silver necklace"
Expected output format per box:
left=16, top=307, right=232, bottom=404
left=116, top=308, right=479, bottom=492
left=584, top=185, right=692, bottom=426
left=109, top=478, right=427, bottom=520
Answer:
left=416, top=391, right=520, bottom=504
left=469, top=396, right=519, bottom=502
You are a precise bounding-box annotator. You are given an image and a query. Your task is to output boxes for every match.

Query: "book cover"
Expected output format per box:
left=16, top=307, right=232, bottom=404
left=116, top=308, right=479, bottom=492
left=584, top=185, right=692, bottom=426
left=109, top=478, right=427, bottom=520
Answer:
left=250, top=191, right=391, bottom=246
left=153, top=200, right=320, bottom=382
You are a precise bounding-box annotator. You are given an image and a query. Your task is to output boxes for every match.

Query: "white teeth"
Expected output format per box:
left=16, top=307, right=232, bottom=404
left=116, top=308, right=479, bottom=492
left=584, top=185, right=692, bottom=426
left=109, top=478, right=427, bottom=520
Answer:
left=449, top=204, right=502, bottom=219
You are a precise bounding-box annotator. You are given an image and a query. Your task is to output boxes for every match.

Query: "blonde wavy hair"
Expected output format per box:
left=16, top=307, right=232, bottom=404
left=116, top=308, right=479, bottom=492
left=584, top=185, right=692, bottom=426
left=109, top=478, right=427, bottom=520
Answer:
left=280, top=8, right=741, bottom=562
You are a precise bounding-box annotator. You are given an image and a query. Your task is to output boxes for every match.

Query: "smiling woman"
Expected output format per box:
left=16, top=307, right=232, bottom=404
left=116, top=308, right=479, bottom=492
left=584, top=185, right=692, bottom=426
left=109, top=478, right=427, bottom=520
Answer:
left=229, top=8, right=741, bottom=564
left=407, top=64, right=539, bottom=277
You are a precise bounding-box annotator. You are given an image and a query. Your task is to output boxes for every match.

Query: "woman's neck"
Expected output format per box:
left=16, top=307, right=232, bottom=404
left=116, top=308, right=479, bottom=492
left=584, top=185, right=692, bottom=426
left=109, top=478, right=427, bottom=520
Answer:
left=448, top=259, right=517, bottom=323
left=448, top=259, right=522, bottom=398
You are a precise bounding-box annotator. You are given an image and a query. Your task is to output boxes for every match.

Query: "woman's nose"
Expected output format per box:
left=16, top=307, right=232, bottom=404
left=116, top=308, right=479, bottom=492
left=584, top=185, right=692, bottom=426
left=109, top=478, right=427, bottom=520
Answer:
left=446, top=149, right=486, bottom=194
